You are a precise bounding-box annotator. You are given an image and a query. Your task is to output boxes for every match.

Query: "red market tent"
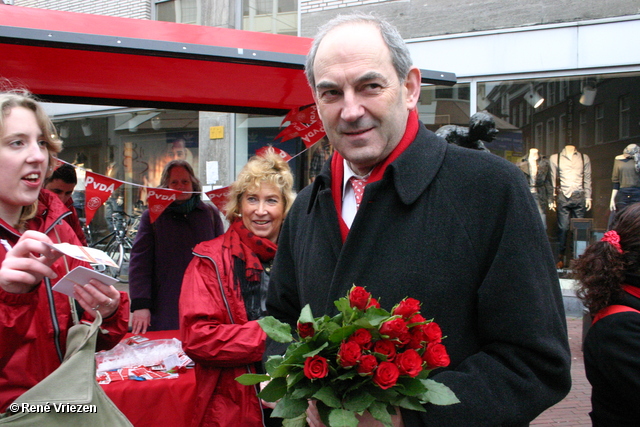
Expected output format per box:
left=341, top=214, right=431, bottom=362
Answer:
left=0, top=5, right=455, bottom=115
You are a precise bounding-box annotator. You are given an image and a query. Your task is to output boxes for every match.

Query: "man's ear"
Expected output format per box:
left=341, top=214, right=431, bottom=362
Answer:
left=404, top=67, right=421, bottom=110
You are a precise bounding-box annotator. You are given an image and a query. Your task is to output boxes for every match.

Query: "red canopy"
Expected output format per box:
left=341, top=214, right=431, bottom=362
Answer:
left=0, top=5, right=455, bottom=115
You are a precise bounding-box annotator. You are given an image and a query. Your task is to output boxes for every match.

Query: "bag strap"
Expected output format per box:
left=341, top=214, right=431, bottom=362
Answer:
left=592, top=304, right=640, bottom=325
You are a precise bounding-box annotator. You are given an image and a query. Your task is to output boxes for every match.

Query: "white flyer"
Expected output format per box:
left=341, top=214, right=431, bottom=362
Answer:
left=52, top=266, right=119, bottom=297
left=48, top=242, right=118, bottom=267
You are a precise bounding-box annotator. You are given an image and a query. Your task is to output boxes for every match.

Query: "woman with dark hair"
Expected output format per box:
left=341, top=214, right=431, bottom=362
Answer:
left=129, top=159, right=224, bottom=333
left=573, top=202, right=640, bottom=426
left=180, top=149, right=295, bottom=426
left=0, top=89, right=129, bottom=412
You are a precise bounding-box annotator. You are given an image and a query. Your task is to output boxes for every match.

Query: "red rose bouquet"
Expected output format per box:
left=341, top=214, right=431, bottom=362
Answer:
left=237, top=286, right=459, bottom=426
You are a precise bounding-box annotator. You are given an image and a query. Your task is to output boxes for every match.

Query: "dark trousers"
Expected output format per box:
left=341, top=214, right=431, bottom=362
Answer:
left=557, top=192, right=587, bottom=256
left=615, top=187, right=640, bottom=211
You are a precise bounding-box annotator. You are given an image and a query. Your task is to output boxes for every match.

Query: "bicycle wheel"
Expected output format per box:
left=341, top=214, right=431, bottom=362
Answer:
left=105, top=240, right=125, bottom=279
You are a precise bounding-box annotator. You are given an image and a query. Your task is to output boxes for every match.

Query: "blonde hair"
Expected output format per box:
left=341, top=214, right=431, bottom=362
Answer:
left=0, top=88, right=62, bottom=228
left=225, top=148, right=295, bottom=222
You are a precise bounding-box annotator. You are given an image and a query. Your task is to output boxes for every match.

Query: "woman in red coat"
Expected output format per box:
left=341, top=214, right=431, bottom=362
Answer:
left=0, top=89, right=129, bottom=412
left=180, top=149, right=295, bottom=427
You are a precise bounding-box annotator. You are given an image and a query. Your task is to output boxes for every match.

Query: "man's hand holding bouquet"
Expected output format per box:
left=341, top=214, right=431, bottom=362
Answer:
left=237, top=285, right=459, bottom=427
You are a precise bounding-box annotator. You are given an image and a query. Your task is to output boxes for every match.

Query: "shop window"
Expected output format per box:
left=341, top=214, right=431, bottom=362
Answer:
left=620, top=95, right=630, bottom=139
left=579, top=110, right=588, bottom=147
left=547, top=82, right=556, bottom=106
left=243, top=0, right=298, bottom=35
left=546, top=118, right=555, bottom=155
left=595, top=104, right=604, bottom=144
left=535, top=122, right=544, bottom=147
left=559, top=114, right=566, bottom=146
left=155, top=0, right=200, bottom=24
left=519, top=103, right=524, bottom=129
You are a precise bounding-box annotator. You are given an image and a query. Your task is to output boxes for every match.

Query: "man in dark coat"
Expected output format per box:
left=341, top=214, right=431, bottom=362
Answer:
left=266, top=13, right=571, bottom=426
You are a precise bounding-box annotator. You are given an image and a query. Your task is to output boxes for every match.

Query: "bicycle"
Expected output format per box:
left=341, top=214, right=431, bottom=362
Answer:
left=90, top=212, right=135, bottom=281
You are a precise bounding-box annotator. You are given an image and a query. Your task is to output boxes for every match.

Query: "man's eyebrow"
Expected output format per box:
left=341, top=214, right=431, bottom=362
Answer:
left=356, top=71, right=386, bottom=84
left=316, top=71, right=388, bottom=92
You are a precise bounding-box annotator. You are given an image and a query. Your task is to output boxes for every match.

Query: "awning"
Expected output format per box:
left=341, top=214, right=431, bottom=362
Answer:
left=0, top=5, right=455, bottom=115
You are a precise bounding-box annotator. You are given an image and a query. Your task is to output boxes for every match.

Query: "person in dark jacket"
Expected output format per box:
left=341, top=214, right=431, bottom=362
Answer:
left=44, top=162, right=87, bottom=245
left=0, top=89, right=129, bottom=412
left=129, top=159, right=224, bottom=333
left=180, top=149, right=295, bottom=426
left=573, top=202, right=640, bottom=426
left=266, top=13, right=571, bottom=426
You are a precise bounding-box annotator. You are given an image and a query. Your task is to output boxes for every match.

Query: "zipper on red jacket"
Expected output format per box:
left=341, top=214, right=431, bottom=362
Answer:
left=44, top=276, right=64, bottom=362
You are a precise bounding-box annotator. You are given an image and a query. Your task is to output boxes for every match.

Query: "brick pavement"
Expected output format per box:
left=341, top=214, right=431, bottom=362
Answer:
left=531, top=316, right=592, bottom=426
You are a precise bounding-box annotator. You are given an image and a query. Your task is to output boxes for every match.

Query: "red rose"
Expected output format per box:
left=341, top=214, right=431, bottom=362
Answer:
left=408, top=313, right=427, bottom=326
left=395, top=349, right=423, bottom=377
left=422, top=322, right=443, bottom=343
left=297, top=322, right=315, bottom=339
left=349, top=286, right=371, bottom=310
left=338, top=341, right=362, bottom=368
left=367, top=297, right=381, bottom=309
left=380, top=318, right=409, bottom=340
left=348, top=328, right=373, bottom=350
left=392, top=297, right=421, bottom=319
left=356, top=354, right=378, bottom=375
left=373, top=361, right=400, bottom=389
left=373, top=339, right=397, bottom=361
left=407, top=328, right=425, bottom=350
left=422, top=342, right=450, bottom=369
left=304, top=355, right=329, bottom=379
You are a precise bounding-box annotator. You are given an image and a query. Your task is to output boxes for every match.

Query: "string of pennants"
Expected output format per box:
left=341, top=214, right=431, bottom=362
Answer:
left=60, top=104, right=325, bottom=226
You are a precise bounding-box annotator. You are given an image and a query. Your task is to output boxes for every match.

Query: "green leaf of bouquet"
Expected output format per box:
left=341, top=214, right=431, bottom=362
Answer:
left=395, top=396, right=427, bottom=412
left=286, top=369, right=307, bottom=388
left=342, top=390, right=376, bottom=412
left=301, top=341, right=329, bottom=358
left=235, top=373, right=270, bottom=386
left=334, top=298, right=352, bottom=315
left=282, top=413, right=307, bottom=427
left=313, top=386, right=342, bottom=409
left=363, top=308, right=392, bottom=327
left=291, top=382, right=320, bottom=399
left=265, top=355, right=287, bottom=378
left=328, top=325, right=358, bottom=343
left=259, top=316, right=293, bottom=343
left=396, top=377, right=428, bottom=396
left=368, top=401, right=393, bottom=427
left=420, top=379, right=461, bottom=406
left=298, top=304, right=315, bottom=324
left=258, top=377, right=288, bottom=402
left=327, top=408, right=359, bottom=427
left=334, top=369, right=357, bottom=381
left=272, top=395, right=309, bottom=419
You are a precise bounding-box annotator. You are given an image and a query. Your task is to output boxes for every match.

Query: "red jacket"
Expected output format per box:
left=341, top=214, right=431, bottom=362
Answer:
left=63, top=197, right=87, bottom=246
left=180, top=235, right=267, bottom=427
left=0, top=190, right=129, bottom=412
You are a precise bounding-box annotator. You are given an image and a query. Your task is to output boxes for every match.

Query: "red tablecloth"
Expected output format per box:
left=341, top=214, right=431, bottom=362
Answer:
left=100, top=330, right=196, bottom=427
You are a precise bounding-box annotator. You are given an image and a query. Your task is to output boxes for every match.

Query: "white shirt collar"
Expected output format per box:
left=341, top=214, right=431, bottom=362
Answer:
left=342, top=159, right=371, bottom=200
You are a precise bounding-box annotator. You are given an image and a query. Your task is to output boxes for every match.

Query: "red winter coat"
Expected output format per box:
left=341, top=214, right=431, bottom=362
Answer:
left=180, top=235, right=267, bottom=427
left=0, top=190, right=129, bottom=412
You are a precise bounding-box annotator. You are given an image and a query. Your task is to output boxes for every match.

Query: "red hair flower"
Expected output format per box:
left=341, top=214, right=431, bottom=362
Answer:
left=601, top=230, right=623, bottom=254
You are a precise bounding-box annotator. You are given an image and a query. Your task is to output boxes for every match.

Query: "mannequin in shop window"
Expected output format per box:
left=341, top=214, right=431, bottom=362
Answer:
left=550, top=144, right=592, bottom=268
left=518, top=148, right=553, bottom=227
left=609, top=144, right=640, bottom=219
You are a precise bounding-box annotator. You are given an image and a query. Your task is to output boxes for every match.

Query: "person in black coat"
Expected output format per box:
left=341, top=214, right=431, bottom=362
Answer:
left=266, top=12, right=571, bottom=427
left=573, top=202, right=640, bottom=426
